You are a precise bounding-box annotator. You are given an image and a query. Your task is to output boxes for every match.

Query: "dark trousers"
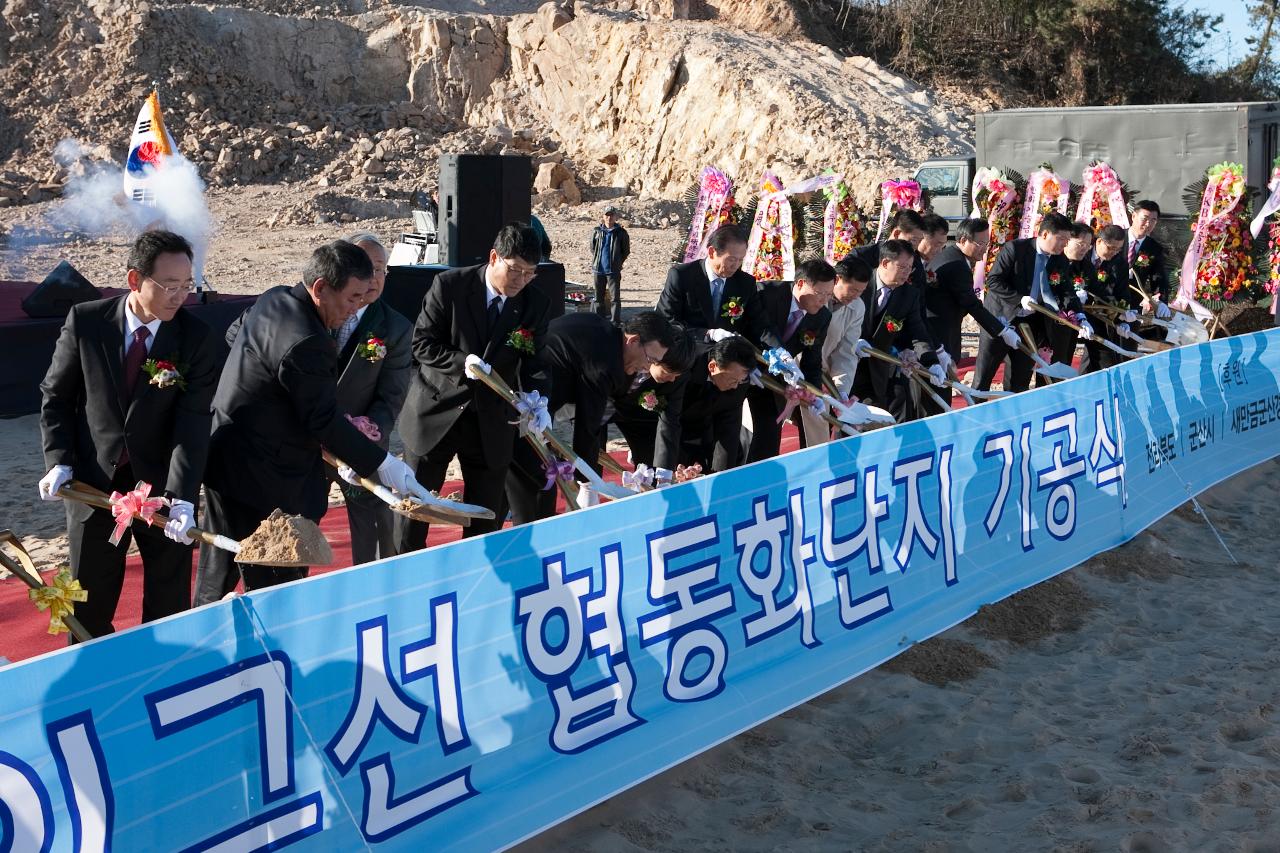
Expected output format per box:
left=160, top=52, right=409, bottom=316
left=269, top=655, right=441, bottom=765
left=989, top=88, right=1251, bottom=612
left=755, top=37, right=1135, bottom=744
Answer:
left=746, top=386, right=783, bottom=462
left=504, top=439, right=559, bottom=526
left=1035, top=324, right=1078, bottom=388
left=340, top=484, right=397, bottom=565
left=67, top=464, right=192, bottom=639
left=974, top=315, right=1045, bottom=393
left=394, top=411, right=508, bottom=553
left=610, top=416, right=657, bottom=468
left=594, top=273, right=622, bottom=325
left=193, top=486, right=310, bottom=606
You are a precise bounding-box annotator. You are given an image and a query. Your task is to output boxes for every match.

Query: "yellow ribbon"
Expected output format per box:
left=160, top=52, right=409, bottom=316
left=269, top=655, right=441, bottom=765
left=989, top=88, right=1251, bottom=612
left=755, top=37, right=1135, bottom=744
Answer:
left=28, top=569, right=88, bottom=635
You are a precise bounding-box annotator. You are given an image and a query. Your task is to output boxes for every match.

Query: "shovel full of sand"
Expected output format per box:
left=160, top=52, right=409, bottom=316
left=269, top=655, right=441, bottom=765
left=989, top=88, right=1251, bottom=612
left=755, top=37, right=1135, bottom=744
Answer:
left=58, top=481, right=332, bottom=567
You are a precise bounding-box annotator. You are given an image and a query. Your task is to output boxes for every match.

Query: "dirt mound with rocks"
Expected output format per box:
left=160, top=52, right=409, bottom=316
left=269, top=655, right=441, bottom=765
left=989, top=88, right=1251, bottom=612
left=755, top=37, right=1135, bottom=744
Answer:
left=0, top=0, right=972, bottom=212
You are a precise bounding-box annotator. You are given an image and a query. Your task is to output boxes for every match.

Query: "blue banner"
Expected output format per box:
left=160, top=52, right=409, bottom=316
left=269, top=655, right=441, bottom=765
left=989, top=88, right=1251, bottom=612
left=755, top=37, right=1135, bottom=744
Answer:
left=2, top=331, right=1278, bottom=852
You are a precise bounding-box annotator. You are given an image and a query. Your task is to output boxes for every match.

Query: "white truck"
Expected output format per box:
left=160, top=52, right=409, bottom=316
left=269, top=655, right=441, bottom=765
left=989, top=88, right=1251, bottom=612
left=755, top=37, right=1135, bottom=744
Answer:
left=913, top=102, right=1280, bottom=225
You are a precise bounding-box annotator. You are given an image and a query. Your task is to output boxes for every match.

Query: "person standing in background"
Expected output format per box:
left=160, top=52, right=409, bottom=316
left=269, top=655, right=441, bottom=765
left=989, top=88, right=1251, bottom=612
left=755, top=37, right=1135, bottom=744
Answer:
left=590, top=205, right=631, bottom=325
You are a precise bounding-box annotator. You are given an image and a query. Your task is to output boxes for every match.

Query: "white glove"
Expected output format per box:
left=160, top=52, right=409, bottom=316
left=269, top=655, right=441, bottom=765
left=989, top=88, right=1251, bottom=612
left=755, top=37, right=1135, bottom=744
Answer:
left=934, top=347, right=953, bottom=375
left=1155, top=301, right=1172, bottom=320
left=1078, top=319, right=1094, bottom=341
left=853, top=339, right=873, bottom=358
left=38, top=465, right=73, bottom=502
left=1116, top=323, right=1133, bottom=339
left=706, top=328, right=735, bottom=343
left=164, top=499, right=196, bottom=545
left=1121, top=310, right=1138, bottom=323
left=1075, top=288, right=1089, bottom=305
left=748, top=368, right=764, bottom=388
left=463, top=354, right=492, bottom=380
left=337, top=464, right=362, bottom=487
left=999, top=326, right=1021, bottom=348
left=377, top=453, right=432, bottom=502
left=1019, top=295, right=1038, bottom=314
left=927, top=364, right=947, bottom=387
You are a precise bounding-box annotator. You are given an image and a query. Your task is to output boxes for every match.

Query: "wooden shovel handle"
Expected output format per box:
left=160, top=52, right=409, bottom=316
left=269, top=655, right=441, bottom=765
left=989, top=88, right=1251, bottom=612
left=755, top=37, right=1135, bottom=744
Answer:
left=58, top=481, right=221, bottom=548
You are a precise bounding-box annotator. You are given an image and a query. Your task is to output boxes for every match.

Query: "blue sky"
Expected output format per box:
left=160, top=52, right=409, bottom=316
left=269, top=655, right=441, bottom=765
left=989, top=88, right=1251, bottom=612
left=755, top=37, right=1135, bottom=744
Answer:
left=1190, top=0, right=1254, bottom=68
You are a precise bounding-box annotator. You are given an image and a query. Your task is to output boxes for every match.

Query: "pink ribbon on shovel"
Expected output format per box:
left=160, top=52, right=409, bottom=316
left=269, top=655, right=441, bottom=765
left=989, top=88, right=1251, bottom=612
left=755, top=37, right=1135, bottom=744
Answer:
left=107, top=481, right=166, bottom=545
left=776, top=386, right=817, bottom=424
left=541, top=460, right=575, bottom=492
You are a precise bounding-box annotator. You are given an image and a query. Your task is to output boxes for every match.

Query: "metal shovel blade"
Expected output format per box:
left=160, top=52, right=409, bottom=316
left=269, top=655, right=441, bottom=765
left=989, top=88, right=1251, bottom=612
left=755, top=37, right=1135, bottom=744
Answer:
left=1035, top=360, right=1079, bottom=380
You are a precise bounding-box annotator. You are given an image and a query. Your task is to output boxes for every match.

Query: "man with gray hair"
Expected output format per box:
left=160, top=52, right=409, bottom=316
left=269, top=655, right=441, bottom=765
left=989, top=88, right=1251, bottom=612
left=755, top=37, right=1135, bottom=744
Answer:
left=329, top=233, right=413, bottom=564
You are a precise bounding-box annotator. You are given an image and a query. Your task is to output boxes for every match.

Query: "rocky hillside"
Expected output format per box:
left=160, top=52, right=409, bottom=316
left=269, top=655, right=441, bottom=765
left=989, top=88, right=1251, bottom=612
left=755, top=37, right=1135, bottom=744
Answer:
left=0, top=0, right=974, bottom=213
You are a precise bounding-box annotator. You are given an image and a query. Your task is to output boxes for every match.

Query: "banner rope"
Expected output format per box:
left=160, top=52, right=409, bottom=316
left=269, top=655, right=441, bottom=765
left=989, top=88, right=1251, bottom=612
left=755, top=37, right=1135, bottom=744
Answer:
left=1114, top=388, right=1239, bottom=565
left=233, top=594, right=376, bottom=852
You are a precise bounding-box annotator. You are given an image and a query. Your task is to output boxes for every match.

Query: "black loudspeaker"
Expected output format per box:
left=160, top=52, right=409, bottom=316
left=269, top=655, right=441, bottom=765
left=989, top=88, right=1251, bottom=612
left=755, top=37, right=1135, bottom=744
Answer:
left=22, top=261, right=102, bottom=318
left=438, top=154, right=532, bottom=267
left=531, top=262, right=565, bottom=320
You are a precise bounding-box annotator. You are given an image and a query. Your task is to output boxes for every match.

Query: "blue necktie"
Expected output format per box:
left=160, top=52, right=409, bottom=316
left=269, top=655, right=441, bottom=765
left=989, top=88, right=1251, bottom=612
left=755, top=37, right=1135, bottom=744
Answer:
left=710, top=277, right=724, bottom=318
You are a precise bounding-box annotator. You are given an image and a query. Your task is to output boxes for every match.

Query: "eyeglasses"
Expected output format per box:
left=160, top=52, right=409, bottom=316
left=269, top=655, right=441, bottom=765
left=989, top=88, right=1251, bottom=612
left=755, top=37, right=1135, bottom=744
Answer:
left=641, top=344, right=666, bottom=365
left=501, top=258, right=538, bottom=279
left=146, top=277, right=194, bottom=297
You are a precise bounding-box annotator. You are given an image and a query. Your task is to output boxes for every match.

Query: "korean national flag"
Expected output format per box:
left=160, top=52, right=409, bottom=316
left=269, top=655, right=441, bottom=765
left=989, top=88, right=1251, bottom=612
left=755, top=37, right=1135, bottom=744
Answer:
left=122, top=90, right=177, bottom=207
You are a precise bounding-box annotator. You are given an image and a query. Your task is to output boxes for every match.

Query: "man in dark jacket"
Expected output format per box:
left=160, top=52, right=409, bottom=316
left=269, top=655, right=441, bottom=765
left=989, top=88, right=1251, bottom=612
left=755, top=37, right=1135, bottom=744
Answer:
left=39, top=230, right=220, bottom=638
left=656, top=224, right=767, bottom=345
left=1126, top=200, right=1172, bottom=310
left=396, top=224, right=552, bottom=550
left=194, top=241, right=430, bottom=604
left=590, top=205, right=631, bottom=325
left=677, top=336, right=756, bottom=472
left=607, top=328, right=696, bottom=471
left=330, top=233, right=413, bottom=564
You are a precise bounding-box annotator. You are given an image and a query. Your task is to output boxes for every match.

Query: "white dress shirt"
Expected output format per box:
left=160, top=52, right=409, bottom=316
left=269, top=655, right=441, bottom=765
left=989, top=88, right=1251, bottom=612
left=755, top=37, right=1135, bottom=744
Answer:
left=123, top=298, right=162, bottom=354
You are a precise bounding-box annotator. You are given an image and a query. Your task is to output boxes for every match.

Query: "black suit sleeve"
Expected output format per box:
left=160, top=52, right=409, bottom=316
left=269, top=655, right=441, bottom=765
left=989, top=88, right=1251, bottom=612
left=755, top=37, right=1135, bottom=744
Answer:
left=39, top=307, right=83, bottom=470
left=163, top=324, right=219, bottom=502
left=572, top=367, right=613, bottom=474
left=1150, top=244, right=1170, bottom=300
left=653, top=374, right=686, bottom=470
left=939, top=261, right=1004, bottom=338
left=365, top=313, right=413, bottom=444
left=519, top=295, right=553, bottom=399
left=412, top=278, right=468, bottom=382
left=903, top=290, right=937, bottom=361
left=985, top=241, right=1021, bottom=301
left=656, top=266, right=701, bottom=338
left=280, top=335, right=385, bottom=477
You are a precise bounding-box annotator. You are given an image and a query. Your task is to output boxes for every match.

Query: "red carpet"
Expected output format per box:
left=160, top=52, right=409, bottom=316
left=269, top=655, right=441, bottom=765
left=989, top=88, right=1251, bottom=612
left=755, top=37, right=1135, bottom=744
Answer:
left=2, top=430, right=810, bottom=664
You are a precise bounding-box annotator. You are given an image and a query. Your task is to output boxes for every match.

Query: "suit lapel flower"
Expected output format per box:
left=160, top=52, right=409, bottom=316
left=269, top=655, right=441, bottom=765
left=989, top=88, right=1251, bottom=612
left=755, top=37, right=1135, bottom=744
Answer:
left=881, top=314, right=902, bottom=334
left=507, top=327, right=535, bottom=355
left=638, top=389, right=664, bottom=412
left=800, top=329, right=817, bottom=348
left=720, top=296, right=745, bottom=321
left=142, top=357, right=185, bottom=390
left=925, top=269, right=938, bottom=286
left=1135, top=252, right=1151, bottom=268
left=357, top=333, right=387, bottom=363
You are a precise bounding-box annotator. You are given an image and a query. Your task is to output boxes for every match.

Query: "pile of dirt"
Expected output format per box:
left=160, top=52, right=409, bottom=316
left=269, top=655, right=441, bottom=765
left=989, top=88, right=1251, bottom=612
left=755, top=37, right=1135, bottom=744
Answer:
left=237, top=509, right=334, bottom=566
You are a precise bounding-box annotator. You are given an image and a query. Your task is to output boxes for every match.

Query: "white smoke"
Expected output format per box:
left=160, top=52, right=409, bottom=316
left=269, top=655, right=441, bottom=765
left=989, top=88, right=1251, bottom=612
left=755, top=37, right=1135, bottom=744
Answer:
left=49, top=138, right=214, bottom=286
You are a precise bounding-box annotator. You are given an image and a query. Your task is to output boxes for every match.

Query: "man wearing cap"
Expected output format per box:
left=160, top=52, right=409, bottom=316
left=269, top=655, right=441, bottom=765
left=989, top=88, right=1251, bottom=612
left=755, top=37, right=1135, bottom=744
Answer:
left=590, top=205, right=631, bottom=325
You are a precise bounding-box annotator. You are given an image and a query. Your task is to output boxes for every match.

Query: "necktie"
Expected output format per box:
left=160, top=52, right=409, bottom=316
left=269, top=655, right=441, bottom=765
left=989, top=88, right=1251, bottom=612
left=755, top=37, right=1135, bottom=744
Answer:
left=336, top=313, right=360, bottom=351
left=710, top=277, right=724, bottom=318
left=487, top=295, right=502, bottom=336
left=876, top=286, right=890, bottom=312
left=782, top=308, right=804, bottom=342
left=1036, top=255, right=1060, bottom=311
left=122, top=326, right=150, bottom=399
left=1127, top=239, right=1139, bottom=264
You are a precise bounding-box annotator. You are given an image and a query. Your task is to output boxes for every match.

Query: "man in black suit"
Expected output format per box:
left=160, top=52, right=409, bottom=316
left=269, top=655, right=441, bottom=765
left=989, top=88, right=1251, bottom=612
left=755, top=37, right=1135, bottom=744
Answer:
left=973, top=212, right=1092, bottom=393
left=506, top=311, right=675, bottom=523
left=329, top=233, right=413, bottom=564
left=1126, top=200, right=1172, bottom=314
left=845, top=209, right=928, bottom=328
left=39, top=230, right=220, bottom=638
left=395, top=224, right=553, bottom=550
left=656, top=225, right=767, bottom=345
left=850, top=239, right=944, bottom=420
left=607, top=328, right=696, bottom=471
left=1079, top=224, right=1133, bottom=373
left=194, top=241, right=428, bottom=604
left=746, top=259, right=835, bottom=461
left=677, top=335, right=756, bottom=472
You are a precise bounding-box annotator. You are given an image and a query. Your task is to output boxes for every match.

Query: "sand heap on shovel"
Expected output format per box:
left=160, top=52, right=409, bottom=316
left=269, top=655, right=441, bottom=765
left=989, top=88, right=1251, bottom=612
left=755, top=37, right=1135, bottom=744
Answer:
left=237, top=510, right=333, bottom=566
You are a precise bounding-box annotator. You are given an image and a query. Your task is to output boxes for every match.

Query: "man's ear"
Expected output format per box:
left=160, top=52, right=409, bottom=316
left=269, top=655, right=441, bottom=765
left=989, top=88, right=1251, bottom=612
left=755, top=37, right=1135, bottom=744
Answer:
left=126, top=268, right=143, bottom=291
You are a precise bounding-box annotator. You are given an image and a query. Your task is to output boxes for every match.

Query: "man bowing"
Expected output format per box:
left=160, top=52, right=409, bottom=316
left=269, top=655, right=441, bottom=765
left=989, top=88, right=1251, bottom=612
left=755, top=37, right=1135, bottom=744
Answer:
left=194, top=240, right=431, bottom=603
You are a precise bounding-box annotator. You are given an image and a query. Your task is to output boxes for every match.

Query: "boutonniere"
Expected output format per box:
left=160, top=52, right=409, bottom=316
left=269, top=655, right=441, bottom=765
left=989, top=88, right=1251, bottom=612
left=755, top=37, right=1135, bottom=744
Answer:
left=507, top=327, right=535, bottom=355
left=882, top=314, right=902, bottom=334
left=1072, top=275, right=1085, bottom=289
left=357, top=334, right=386, bottom=362
left=721, top=296, right=744, bottom=321
left=142, top=358, right=185, bottom=390
left=1048, top=271, right=1062, bottom=286
left=1136, top=252, right=1151, bottom=268
left=800, top=330, right=817, bottom=348
left=925, top=269, right=938, bottom=285
left=638, top=389, right=664, bottom=412
left=1097, top=270, right=1109, bottom=283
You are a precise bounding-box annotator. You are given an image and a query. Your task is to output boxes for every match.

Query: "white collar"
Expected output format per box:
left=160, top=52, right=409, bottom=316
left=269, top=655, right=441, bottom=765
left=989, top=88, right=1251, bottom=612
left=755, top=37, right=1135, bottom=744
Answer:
left=352, top=304, right=369, bottom=323
left=123, top=296, right=163, bottom=342
left=483, top=266, right=506, bottom=307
